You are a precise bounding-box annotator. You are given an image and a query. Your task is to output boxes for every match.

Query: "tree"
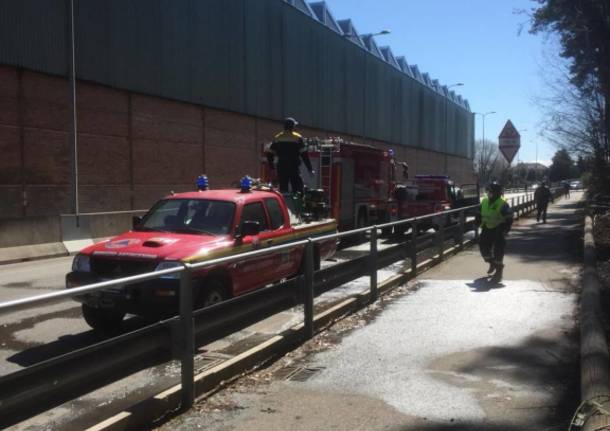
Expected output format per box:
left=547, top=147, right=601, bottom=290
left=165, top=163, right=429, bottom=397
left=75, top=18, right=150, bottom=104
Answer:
left=474, top=139, right=502, bottom=185
left=531, top=0, right=610, bottom=148
left=530, top=0, right=610, bottom=193
left=549, top=149, right=574, bottom=180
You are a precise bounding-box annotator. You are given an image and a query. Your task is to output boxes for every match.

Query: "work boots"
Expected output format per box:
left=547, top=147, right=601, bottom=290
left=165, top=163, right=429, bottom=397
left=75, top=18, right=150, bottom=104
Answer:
left=487, top=262, right=496, bottom=275
left=491, top=264, right=504, bottom=283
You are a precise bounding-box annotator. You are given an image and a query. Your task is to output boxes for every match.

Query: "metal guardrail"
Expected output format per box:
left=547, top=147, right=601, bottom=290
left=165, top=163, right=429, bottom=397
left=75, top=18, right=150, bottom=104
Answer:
left=578, top=216, right=610, bottom=430
left=0, top=191, right=560, bottom=428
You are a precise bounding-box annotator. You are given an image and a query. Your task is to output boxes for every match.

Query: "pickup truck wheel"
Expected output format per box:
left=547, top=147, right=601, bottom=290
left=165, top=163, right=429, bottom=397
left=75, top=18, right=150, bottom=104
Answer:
left=199, top=279, right=229, bottom=308
left=394, top=225, right=407, bottom=236
left=81, top=304, right=125, bottom=332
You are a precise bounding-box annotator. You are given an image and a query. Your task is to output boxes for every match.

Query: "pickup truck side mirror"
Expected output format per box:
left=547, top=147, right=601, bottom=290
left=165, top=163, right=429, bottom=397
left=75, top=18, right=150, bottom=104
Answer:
left=241, top=220, right=261, bottom=237
left=132, top=216, right=143, bottom=230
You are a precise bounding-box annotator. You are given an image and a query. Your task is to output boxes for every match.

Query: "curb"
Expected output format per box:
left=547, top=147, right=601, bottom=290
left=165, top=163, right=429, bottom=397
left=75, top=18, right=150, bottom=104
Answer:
left=85, top=239, right=474, bottom=431
left=0, top=243, right=69, bottom=265
left=580, top=216, right=610, bottom=430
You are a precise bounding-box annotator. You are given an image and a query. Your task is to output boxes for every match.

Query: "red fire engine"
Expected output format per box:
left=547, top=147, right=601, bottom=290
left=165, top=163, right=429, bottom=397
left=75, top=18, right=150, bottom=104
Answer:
left=393, top=174, right=480, bottom=234
left=262, top=138, right=397, bottom=232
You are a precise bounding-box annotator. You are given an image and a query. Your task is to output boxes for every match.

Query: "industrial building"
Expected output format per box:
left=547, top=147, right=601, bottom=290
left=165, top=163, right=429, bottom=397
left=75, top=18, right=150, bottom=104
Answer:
left=0, top=0, right=475, bottom=220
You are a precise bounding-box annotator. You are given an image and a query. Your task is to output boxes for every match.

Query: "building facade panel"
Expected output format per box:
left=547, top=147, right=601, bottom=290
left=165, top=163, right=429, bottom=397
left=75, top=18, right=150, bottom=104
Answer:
left=0, top=126, right=20, bottom=185
left=0, top=0, right=473, bottom=157
left=0, top=0, right=475, bottom=220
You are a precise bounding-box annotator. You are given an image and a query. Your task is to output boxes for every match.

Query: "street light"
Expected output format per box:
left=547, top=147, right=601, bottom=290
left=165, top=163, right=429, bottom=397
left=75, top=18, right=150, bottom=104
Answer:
left=68, top=0, right=79, bottom=227
left=474, top=111, right=496, bottom=146
left=516, top=129, right=527, bottom=182
left=343, top=29, right=390, bottom=40
left=444, top=83, right=464, bottom=174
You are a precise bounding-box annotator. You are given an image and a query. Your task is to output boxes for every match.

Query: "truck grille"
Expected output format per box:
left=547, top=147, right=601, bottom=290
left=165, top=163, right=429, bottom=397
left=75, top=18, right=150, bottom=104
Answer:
left=90, top=258, right=158, bottom=278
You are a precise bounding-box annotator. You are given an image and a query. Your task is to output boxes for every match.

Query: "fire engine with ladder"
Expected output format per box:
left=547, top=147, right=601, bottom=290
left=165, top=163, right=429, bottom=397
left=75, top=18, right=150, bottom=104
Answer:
left=262, top=137, right=398, bottom=232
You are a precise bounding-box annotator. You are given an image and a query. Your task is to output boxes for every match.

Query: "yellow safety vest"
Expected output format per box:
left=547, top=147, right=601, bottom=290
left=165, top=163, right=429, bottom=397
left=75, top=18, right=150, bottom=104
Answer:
left=481, top=197, right=507, bottom=229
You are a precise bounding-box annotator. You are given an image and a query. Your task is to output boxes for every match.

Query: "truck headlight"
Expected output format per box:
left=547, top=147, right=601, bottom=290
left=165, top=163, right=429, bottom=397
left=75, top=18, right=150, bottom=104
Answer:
left=72, top=254, right=90, bottom=272
left=155, top=261, right=183, bottom=279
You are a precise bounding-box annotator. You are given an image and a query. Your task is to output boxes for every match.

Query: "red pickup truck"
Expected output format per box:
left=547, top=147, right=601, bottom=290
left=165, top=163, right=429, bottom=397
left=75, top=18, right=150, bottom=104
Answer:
left=393, top=175, right=479, bottom=234
left=66, top=180, right=337, bottom=331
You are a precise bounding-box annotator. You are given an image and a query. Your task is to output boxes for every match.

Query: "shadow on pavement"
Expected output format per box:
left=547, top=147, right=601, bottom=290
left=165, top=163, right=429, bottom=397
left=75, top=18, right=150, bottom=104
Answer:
left=424, top=331, right=579, bottom=430
left=466, top=277, right=505, bottom=292
left=506, top=201, right=583, bottom=265
left=393, top=423, right=523, bottom=431
left=5, top=314, right=151, bottom=368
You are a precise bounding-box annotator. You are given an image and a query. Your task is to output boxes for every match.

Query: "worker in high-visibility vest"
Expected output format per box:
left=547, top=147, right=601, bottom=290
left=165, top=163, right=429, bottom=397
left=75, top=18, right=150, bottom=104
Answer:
left=265, top=117, right=314, bottom=194
left=475, top=182, right=513, bottom=282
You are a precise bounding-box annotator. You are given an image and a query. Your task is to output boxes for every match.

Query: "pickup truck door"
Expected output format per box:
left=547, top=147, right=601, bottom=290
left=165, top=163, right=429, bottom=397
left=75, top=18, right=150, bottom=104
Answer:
left=234, top=201, right=280, bottom=295
left=263, top=197, right=299, bottom=278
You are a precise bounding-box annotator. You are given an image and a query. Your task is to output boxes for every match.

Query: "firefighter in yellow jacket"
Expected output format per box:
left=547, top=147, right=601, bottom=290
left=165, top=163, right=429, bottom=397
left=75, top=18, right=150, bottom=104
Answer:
left=475, top=182, right=513, bottom=282
left=266, top=118, right=314, bottom=194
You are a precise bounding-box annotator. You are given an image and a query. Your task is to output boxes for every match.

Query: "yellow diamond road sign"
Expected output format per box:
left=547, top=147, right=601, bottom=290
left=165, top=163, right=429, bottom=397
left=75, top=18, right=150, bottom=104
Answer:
left=498, top=119, right=521, bottom=164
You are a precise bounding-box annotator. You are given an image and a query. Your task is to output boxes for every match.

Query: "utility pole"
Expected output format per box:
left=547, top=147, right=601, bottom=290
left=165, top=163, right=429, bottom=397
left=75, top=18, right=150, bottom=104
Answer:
left=68, top=0, right=79, bottom=226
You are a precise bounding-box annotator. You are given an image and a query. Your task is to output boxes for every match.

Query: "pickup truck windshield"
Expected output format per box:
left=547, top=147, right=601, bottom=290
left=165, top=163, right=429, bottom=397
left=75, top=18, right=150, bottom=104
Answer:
left=137, top=199, right=235, bottom=235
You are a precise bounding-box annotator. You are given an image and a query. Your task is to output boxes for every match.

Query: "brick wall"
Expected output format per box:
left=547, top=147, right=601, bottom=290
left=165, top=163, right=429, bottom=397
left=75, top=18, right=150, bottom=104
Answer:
left=0, top=65, right=475, bottom=218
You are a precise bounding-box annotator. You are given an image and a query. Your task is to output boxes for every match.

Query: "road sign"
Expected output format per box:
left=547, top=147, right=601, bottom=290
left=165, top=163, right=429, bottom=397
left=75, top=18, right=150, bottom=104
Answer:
left=498, top=120, right=521, bottom=164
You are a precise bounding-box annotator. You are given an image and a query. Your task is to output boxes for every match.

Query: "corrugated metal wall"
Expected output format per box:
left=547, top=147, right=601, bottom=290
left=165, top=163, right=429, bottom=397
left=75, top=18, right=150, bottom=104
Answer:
left=0, top=0, right=474, bottom=158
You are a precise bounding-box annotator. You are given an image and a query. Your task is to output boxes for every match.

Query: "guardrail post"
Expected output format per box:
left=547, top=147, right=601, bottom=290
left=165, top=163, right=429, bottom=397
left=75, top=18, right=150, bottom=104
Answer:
left=303, top=239, right=314, bottom=340
left=179, top=265, right=195, bottom=410
left=474, top=214, right=479, bottom=241
left=458, top=209, right=465, bottom=248
left=410, top=219, right=418, bottom=275
left=436, top=220, right=445, bottom=262
left=369, top=226, right=378, bottom=302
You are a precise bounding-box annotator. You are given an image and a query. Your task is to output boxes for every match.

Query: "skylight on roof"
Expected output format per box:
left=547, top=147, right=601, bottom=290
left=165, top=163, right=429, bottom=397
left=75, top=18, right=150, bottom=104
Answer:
left=309, top=1, right=342, bottom=33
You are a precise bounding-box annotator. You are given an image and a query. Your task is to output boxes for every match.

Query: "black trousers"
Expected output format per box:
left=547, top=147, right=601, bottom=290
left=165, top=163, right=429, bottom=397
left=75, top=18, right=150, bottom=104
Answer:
left=278, top=166, right=304, bottom=194
left=479, top=226, right=506, bottom=266
left=536, top=202, right=549, bottom=222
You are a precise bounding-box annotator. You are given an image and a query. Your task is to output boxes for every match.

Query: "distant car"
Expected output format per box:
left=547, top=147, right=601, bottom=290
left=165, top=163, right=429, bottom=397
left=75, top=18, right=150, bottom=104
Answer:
left=531, top=183, right=540, bottom=190
left=570, top=180, right=582, bottom=190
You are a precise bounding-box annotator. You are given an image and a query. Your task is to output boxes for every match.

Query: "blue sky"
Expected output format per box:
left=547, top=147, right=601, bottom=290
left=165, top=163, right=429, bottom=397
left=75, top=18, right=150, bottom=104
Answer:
left=324, top=0, right=557, bottom=165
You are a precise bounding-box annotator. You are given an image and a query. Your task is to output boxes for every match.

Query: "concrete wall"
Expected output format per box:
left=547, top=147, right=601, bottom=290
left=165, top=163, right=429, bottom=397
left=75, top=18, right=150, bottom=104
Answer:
left=0, top=215, right=61, bottom=248
left=0, top=65, right=475, bottom=220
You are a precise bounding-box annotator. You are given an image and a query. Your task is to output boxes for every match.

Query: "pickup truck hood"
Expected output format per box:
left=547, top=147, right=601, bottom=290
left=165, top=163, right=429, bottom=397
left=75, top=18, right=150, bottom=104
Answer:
left=81, top=231, right=232, bottom=262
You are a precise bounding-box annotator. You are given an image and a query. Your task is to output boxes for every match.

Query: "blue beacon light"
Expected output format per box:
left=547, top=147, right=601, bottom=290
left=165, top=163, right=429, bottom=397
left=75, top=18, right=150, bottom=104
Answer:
left=240, top=175, right=253, bottom=192
left=196, top=175, right=209, bottom=191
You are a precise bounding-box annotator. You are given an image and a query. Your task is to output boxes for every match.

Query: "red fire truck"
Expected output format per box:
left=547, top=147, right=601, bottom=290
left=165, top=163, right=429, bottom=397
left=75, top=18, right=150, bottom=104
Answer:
left=393, top=175, right=480, bottom=234
left=66, top=176, right=337, bottom=331
left=262, top=138, right=397, bottom=232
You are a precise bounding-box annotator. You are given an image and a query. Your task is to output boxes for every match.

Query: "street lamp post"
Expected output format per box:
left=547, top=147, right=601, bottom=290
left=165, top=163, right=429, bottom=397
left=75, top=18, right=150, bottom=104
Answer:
left=68, top=0, right=79, bottom=227
left=475, top=111, right=496, bottom=146
left=444, top=83, right=464, bottom=174
left=474, top=111, right=496, bottom=184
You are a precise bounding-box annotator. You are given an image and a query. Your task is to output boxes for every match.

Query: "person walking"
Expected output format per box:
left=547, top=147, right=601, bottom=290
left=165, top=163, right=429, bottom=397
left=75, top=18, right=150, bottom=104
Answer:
left=265, top=117, right=314, bottom=194
left=476, top=182, right=513, bottom=282
left=534, top=181, right=553, bottom=223
left=563, top=181, right=570, bottom=198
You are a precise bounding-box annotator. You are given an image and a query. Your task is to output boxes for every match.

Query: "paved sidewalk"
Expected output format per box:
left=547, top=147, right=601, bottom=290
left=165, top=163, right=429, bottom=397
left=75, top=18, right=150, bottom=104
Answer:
left=161, top=193, right=583, bottom=431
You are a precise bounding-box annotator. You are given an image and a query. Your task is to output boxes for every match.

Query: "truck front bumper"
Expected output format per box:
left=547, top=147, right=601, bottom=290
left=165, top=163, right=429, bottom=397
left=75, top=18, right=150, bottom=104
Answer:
left=65, top=271, right=180, bottom=316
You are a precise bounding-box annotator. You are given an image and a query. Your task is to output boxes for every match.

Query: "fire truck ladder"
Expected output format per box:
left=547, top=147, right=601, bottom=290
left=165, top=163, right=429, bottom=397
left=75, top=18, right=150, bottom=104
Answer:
left=318, top=144, right=333, bottom=208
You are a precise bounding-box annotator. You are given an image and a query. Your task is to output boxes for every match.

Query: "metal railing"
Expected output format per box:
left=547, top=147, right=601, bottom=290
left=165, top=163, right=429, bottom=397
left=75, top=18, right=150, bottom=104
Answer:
left=0, top=190, right=561, bottom=428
